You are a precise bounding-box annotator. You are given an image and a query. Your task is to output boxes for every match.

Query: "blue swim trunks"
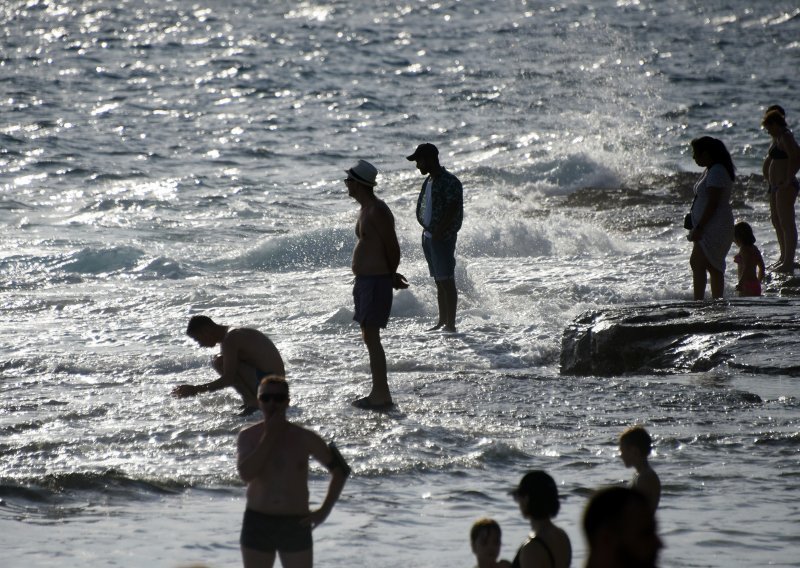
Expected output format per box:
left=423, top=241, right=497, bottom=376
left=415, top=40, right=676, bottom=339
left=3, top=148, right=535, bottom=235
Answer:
left=353, top=274, right=393, bottom=328
left=422, top=233, right=457, bottom=281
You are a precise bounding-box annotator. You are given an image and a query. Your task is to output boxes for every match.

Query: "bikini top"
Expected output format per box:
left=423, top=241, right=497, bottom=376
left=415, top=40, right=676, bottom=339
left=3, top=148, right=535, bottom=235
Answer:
left=769, top=143, right=788, bottom=160
left=511, top=536, right=557, bottom=568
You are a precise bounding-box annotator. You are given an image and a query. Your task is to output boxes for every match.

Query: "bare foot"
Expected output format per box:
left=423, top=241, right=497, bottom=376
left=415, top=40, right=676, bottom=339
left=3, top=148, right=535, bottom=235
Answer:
left=351, top=396, right=394, bottom=411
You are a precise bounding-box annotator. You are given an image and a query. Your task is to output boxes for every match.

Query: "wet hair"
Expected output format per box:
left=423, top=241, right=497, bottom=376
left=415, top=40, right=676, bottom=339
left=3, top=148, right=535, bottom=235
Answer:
left=765, top=104, right=785, bottom=117
left=734, top=221, right=757, bottom=246
left=186, top=315, right=215, bottom=335
left=470, top=518, right=501, bottom=545
left=619, top=425, right=653, bottom=456
left=259, top=376, right=289, bottom=396
left=690, top=136, right=736, bottom=181
left=583, top=486, right=651, bottom=545
left=762, top=109, right=787, bottom=129
left=514, top=470, right=560, bottom=519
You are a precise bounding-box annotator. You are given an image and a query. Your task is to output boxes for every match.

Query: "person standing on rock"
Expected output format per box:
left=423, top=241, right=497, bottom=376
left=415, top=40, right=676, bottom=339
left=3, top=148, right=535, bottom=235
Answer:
left=687, top=136, right=735, bottom=300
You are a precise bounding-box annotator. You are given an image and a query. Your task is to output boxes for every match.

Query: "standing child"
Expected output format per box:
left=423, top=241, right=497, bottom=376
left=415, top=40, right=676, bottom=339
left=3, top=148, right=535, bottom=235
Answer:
left=733, top=221, right=765, bottom=296
left=470, top=518, right=512, bottom=568
left=619, top=425, right=661, bottom=513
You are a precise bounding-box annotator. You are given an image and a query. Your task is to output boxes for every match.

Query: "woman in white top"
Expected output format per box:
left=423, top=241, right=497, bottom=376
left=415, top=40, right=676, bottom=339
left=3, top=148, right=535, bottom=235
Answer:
left=688, top=136, right=735, bottom=300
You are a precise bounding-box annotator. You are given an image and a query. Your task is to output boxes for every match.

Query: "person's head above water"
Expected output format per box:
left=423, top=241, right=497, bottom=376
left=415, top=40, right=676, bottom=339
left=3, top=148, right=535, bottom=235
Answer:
left=511, top=470, right=560, bottom=520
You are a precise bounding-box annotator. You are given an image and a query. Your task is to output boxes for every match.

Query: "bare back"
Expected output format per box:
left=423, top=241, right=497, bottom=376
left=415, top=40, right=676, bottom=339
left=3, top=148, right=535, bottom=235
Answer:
left=352, top=198, right=397, bottom=276
left=222, top=327, right=285, bottom=376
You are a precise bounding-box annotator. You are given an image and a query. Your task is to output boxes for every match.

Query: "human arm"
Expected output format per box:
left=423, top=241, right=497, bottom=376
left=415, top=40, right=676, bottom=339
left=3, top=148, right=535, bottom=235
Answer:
left=236, top=418, right=287, bottom=483
left=371, top=204, right=401, bottom=274
left=171, top=375, right=231, bottom=398
left=688, top=185, right=723, bottom=242
left=302, top=437, right=350, bottom=528
left=756, top=247, right=766, bottom=281
left=778, top=131, right=800, bottom=187
left=762, top=154, right=772, bottom=182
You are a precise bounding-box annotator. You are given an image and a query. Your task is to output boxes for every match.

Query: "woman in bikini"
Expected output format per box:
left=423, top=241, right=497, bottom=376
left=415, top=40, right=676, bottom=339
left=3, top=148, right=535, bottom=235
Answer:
left=762, top=107, right=800, bottom=273
left=510, top=471, right=572, bottom=568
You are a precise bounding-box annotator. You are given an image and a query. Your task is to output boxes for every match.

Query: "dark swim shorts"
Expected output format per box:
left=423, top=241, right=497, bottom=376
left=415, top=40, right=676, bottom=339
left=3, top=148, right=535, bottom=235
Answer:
left=352, top=274, right=393, bottom=328
left=240, top=509, right=312, bottom=553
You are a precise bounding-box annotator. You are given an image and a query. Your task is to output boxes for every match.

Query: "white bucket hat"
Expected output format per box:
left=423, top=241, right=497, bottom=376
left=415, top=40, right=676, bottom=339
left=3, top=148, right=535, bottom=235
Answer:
left=345, top=160, right=378, bottom=187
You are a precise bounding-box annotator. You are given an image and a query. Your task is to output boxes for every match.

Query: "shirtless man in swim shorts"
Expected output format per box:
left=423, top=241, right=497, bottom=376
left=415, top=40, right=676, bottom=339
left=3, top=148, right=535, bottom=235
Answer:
left=172, top=315, right=285, bottom=414
left=344, top=160, right=407, bottom=410
left=237, top=377, right=350, bottom=568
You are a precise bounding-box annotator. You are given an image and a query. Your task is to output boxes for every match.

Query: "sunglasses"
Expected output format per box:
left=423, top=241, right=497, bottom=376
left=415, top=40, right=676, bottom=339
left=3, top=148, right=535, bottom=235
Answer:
left=258, top=392, right=288, bottom=403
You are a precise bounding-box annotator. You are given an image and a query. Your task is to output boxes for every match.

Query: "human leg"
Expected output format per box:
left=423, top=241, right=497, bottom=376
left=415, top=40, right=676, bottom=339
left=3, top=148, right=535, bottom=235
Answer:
left=775, top=185, right=797, bottom=272
left=351, top=275, right=393, bottom=407
left=770, top=189, right=784, bottom=266
left=708, top=266, right=725, bottom=299
left=440, top=277, right=458, bottom=331
left=231, top=361, right=261, bottom=410
left=690, top=244, right=709, bottom=300
left=361, top=324, right=391, bottom=404
left=277, top=549, right=313, bottom=568
left=428, top=280, right=447, bottom=331
left=426, top=235, right=458, bottom=330
left=242, top=547, right=276, bottom=568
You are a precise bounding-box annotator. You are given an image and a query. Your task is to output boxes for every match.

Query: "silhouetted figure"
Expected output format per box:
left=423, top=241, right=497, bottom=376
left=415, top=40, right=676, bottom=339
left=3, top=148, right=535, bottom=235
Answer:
left=619, top=426, right=661, bottom=513
left=733, top=221, right=765, bottom=296
left=407, top=143, right=463, bottom=332
left=237, top=377, right=350, bottom=568
left=687, top=136, right=735, bottom=300
left=510, top=471, right=572, bottom=568
left=470, top=518, right=512, bottom=568
left=762, top=107, right=800, bottom=273
left=345, top=160, right=407, bottom=410
left=173, top=315, right=285, bottom=414
left=583, top=487, right=663, bottom=568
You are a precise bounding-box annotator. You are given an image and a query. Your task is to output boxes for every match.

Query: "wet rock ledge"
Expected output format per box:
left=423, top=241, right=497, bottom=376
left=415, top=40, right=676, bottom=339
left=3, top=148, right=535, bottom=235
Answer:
left=560, top=298, right=800, bottom=377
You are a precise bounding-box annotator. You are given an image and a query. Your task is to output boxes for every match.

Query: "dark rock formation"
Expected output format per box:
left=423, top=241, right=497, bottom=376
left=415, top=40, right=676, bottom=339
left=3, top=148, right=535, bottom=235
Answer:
left=560, top=298, right=800, bottom=376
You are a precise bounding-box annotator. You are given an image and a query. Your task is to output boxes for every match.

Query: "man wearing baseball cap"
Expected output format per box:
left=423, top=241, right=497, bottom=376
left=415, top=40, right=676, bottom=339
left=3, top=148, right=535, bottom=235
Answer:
left=407, top=143, right=464, bottom=332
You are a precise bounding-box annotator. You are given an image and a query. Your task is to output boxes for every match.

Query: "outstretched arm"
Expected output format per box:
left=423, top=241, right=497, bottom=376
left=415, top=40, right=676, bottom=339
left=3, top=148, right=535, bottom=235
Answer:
left=171, top=375, right=231, bottom=397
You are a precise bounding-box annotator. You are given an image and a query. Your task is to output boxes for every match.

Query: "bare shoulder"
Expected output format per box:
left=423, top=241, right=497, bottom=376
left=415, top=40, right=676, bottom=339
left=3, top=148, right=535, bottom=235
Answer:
left=238, top=421, right=264, bottom=442
left=366, top=198, right=395, bottom=222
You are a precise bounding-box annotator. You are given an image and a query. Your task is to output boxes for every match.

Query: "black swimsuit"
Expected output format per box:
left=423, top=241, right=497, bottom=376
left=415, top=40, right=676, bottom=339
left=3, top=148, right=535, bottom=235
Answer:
left=511, top=536, right=556, bottom=568
left=769, top=142, right=789, bottom=160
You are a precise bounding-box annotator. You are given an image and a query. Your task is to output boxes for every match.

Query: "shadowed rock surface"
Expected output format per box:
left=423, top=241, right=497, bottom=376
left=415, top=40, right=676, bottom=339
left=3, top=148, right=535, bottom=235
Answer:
left=560, top=297, right=800, bottom=376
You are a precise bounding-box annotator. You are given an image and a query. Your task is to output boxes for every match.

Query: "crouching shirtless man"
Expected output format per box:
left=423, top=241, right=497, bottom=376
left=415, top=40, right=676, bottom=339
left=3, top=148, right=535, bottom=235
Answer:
left=237, top=377, right=350, bottom=568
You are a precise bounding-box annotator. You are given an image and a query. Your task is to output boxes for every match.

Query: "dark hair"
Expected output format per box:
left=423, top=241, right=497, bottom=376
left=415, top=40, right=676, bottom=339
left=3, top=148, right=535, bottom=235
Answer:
left=691, top=136, right=735, bottom=181
left=259, top=376, right=289, bottom=395
left=762, top=109, right=787, bottom=129
left=734, top=221, right=756, bottom=246
left=583, top=487, right=650, bottom=544
left=186, top=315, right=215, bottom=335
left=515, top=471, right=560, bottom=519
left=619, top=426, right=652, bottom=455
left=470, top=518, right=501, bottom=545
left=765, top=104, right=785, bottom=117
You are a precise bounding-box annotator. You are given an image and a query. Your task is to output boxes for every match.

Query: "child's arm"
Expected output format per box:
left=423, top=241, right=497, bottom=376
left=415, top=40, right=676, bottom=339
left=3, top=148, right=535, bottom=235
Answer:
left=755, top=246, right=766, bottom=281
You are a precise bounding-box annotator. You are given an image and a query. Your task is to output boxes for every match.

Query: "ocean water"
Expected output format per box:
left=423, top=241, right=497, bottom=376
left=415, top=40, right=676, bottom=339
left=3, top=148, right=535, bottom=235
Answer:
left=1, top=1, right=799, bottom=566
